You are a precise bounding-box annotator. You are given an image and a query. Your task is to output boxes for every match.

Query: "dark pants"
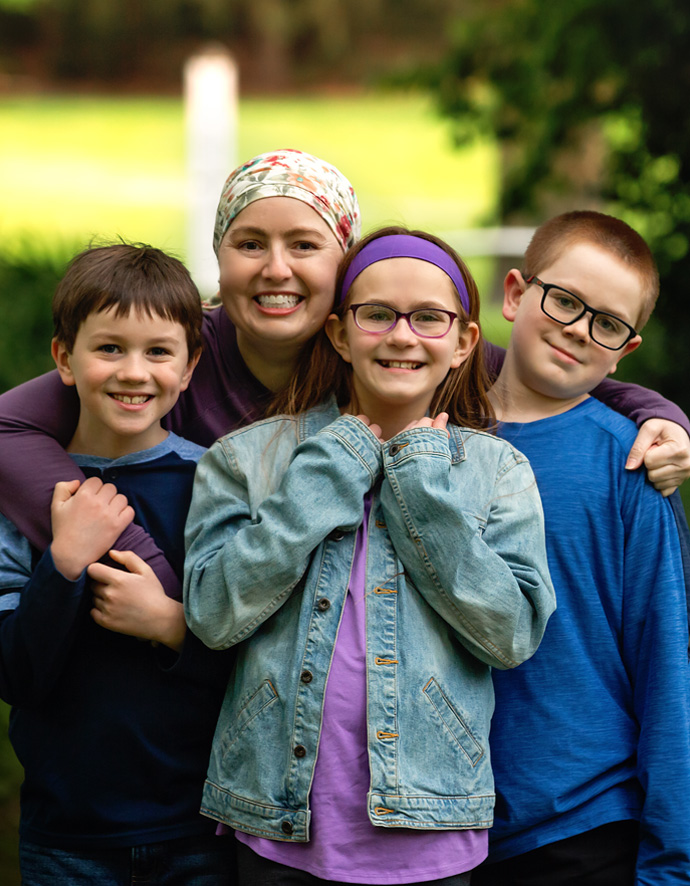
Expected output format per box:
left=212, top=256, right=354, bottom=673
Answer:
left=20, top=832, right=237, bottom=886
left=470, top=820, right=638, bottom=886
left=236, top=839, right=472, bottom=886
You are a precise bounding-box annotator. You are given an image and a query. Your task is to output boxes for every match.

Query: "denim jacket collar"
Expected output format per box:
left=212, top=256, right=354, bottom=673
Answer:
left=298, top=396, right=467, bottom=464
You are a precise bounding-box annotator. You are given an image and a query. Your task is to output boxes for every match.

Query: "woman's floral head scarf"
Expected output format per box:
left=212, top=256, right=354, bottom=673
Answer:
left=213, top=149, right=361, bottom=255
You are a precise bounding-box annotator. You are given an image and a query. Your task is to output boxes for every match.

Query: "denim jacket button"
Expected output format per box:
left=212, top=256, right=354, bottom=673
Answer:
left=281, top=821, right=294, bottom=835
left=328, top=528, right=345, bottom=541
left=389, top=444, right=401, bottom=456
left=300, top=670, right=313, bottom=683
left=293, top=744, right=307, bottom=758
left=317, top=598, right=331, bottom=611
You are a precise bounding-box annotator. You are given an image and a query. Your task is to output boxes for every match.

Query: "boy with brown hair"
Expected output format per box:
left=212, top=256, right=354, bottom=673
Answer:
left=0, top=243, right=234, bottom=884
left=473, top=211, right=690, bottom=885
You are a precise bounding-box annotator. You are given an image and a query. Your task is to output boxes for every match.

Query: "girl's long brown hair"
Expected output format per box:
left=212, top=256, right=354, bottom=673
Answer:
left=268, top=226, right=494, bottom=430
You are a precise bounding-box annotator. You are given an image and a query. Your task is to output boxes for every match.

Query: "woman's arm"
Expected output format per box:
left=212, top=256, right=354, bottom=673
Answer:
left=0, top=371, right=181, bottom=595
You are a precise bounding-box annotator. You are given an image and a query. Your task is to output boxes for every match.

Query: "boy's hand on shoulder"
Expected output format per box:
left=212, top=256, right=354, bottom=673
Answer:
left=88, top=550, right=186, bottom=652
left=625, top=419, right=690, bottom=496
left=50, top=478, right=135, bottom=580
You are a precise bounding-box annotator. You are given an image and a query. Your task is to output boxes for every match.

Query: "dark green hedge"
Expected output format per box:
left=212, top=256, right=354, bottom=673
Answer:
left=0, top=245, right=73, bottom=394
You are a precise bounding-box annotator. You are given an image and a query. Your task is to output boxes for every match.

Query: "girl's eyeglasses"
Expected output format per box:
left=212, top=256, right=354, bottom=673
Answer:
left=348, top=303, right=459, bottom=339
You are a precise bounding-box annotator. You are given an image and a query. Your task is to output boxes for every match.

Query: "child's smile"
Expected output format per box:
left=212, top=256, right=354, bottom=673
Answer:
left=376, top=359, right=424, bottom=370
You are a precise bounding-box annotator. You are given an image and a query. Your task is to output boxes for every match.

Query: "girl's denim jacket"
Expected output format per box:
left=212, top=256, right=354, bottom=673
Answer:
left=184, top=401, right=555, bottom=841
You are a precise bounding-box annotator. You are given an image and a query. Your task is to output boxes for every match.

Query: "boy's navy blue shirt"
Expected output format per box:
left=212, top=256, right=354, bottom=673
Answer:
left=0, top=433, right=231, bottom=848
left=490, top=398, right=690, bottom=883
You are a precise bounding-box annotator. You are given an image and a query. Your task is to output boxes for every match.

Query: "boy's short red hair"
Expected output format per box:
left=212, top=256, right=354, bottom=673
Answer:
left=523, top=211, right=659, bottom=329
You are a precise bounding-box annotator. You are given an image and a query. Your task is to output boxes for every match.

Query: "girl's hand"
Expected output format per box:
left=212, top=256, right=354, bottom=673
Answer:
left=400, top=413, right=450, bottom=435
left=354, top=414, right=384, bottom=443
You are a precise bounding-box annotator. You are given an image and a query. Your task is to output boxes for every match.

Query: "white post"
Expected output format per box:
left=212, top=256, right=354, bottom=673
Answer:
left=184, top=45, right=238, bottom=299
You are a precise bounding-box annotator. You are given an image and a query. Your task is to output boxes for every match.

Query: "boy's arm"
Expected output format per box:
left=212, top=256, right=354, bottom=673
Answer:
left=622, top=486, right=690, bottom=880
left=0, top=477, right=136, bottom=704
left=87, top=549, right=235, bottom=688
left=0, top=496, right=109, bottom=706
left=485, top=339, right=690, bottom=493
left=0, top=371, right=182, bottom=595
left=0, top=555, right=87, bottom=706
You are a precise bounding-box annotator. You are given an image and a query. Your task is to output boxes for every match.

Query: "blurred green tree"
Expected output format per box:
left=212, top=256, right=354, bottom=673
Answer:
left=422, top=0, right=690, bottom=413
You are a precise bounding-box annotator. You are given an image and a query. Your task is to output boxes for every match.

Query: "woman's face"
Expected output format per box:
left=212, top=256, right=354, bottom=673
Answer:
left=218, top=197, right=343, bottom=357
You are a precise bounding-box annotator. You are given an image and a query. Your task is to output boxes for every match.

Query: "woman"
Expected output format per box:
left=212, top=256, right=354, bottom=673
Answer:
left=0, top=148, right=686, bottom=596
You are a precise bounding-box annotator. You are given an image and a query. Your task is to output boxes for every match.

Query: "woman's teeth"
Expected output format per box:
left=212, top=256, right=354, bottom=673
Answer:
left=256, top=294, right=301, bottom=308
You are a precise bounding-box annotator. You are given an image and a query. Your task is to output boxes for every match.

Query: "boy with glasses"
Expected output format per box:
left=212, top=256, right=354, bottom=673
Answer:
left=473, top=211, right=690, bottom=885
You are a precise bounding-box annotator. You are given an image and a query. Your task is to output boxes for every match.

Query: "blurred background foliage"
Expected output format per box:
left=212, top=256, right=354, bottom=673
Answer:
left=0, top=246, right=66, bottom=388
left=415, top=0, right=690, bottom=413
left=2, top=0, right=690, bottom=881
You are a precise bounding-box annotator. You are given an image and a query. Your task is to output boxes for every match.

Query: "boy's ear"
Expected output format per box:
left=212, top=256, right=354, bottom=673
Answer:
left=607, top=334, right=642, bottom=376
left=51, top=339, right=76, bottom=386
left=502, top=269, right=527, bottom=322
left=325, top=313, right=352, bottom=364
left=179, top=348, right=202, bottom=393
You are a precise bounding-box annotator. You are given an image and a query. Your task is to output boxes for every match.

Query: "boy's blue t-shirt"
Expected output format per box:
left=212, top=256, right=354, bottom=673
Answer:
left=490, top=398, right=690, bottom=881
left=0, top=433, right=232, bottom=848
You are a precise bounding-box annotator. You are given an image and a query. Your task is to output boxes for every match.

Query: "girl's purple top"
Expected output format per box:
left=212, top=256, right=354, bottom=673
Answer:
left=0, top=306, right=686, bottom=597
left=237, top=497, right=486, bottom=883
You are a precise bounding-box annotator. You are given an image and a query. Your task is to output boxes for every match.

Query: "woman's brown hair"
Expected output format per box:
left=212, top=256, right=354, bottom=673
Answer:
left=269, top=226, right=494, bottom=430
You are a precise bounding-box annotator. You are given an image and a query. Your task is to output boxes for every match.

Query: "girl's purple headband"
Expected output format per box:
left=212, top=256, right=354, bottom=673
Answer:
left=339, top=234, right=470, bottom=314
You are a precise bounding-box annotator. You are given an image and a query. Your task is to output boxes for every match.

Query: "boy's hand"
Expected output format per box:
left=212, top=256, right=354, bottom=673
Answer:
left=50, top=478, right=135, bottom=580
left=88, top=550, right=186, bottom=651
left=625, top=419, right=690, bottom=496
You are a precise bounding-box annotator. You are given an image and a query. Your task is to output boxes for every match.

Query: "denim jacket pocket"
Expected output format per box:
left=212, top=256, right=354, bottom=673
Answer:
left=220, top=679, right=279, bottom=757
left=423, top=677, right=484, bottom=767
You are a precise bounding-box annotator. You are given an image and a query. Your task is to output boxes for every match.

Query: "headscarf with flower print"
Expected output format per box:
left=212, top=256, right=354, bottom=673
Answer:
left=213, top=149, right=361, bottom=256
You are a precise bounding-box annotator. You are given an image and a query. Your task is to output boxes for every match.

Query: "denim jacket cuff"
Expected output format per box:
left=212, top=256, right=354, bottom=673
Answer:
left=317, top=414, right=383, bottom=480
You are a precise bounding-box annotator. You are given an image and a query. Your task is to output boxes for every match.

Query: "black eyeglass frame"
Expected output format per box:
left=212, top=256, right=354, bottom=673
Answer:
left=524, top=275, right=638, bottom=351
left=347, top=303, right=460, bottom=339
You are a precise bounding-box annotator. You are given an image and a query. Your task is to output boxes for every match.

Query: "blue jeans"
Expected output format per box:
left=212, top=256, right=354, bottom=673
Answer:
left=20, top=832, right=237, bottom=885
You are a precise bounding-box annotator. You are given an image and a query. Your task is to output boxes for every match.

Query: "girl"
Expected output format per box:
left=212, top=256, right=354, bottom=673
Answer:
left=184, top=227, right=557, bottom=885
